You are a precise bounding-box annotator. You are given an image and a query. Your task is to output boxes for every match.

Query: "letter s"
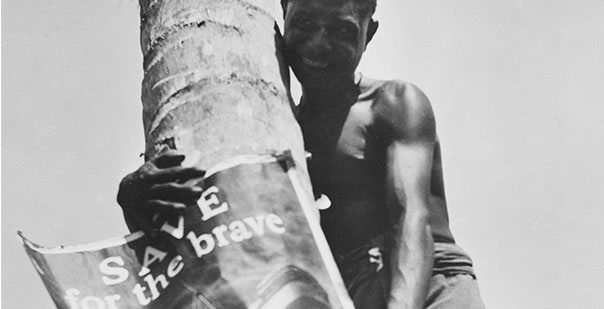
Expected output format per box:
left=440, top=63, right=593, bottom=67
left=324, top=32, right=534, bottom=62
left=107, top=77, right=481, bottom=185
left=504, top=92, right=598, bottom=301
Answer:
left=99, top=256, right=129, bottom=285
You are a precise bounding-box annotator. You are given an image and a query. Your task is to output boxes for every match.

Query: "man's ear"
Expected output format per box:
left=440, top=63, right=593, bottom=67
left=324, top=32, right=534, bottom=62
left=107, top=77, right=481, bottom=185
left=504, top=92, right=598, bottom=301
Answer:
left=366, top=19, right=379, bottom=46
left=281, top=0, right=288, bottom=18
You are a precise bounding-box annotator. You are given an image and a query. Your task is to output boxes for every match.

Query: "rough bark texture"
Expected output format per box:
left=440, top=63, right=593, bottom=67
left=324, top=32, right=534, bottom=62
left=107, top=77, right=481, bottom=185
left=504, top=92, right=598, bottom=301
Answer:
left=139, top=0, right=307, bottom=179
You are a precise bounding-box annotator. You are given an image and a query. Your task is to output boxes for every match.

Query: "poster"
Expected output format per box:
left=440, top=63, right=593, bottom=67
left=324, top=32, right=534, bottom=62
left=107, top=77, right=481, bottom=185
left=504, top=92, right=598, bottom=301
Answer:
left=21, top=153, right=353, bottom=309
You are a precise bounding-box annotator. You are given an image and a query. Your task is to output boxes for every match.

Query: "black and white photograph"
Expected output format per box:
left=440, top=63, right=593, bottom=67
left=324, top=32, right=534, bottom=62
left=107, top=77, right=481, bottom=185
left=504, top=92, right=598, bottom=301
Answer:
left=2, top=0, right=603, bottom=308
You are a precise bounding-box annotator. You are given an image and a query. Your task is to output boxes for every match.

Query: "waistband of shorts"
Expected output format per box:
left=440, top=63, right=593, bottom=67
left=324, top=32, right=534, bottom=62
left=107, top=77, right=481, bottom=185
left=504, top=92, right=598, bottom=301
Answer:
left=433, top=242, right=476, bottom=278
left=333, top=234, right=477, bottom=278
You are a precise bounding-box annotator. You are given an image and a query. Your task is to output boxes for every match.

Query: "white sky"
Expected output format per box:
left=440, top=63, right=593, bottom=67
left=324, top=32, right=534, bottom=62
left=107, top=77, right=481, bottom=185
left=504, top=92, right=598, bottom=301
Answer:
left=3, top=0, right=604, bottom=308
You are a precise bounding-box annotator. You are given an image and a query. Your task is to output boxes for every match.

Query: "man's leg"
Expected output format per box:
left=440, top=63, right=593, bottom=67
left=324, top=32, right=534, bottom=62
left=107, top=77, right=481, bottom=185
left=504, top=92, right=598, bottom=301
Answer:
left=424, top=274, right=485, bottom=309
left=338, top=239, right=390, bottom=309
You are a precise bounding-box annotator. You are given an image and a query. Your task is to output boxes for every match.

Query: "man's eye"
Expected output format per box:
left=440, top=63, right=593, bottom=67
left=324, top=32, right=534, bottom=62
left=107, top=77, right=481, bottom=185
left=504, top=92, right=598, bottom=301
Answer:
left=295, top=17, right=314, bottom=30
left=334, top=26, right=356, bottom=40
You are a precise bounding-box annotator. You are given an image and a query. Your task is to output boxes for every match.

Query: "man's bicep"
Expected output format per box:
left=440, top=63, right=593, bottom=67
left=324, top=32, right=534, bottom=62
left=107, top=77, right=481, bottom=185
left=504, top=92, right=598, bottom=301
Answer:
left=377, top=81, right=437, bottom=215
left=386, top=140, right=434, bottom=211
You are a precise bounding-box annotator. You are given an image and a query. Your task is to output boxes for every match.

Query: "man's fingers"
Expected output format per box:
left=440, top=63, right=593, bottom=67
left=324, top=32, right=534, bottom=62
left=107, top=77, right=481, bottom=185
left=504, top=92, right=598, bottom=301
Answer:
left=152, top=167, right=206, bottom=183
left=152, top=151, right=186, bottom=168
left=145, top=199, right=188, bottom=214
left=151, top=211, right=182, bottom=231
left=148, top=183, right=203, bottom=203
left=127, top=208, right=158, bottom=238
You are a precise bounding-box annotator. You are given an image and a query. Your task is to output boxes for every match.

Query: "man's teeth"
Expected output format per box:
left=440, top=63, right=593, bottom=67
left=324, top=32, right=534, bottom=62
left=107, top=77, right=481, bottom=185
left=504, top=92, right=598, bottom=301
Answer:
left=301, top=57, right=328, bottom=69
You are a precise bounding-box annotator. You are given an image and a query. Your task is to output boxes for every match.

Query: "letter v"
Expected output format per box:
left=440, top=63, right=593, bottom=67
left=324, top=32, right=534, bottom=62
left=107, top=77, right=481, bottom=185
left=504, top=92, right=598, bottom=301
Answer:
left=243, top=215, right=266, bottom=236
left=160, top=216, right=184, bottom=239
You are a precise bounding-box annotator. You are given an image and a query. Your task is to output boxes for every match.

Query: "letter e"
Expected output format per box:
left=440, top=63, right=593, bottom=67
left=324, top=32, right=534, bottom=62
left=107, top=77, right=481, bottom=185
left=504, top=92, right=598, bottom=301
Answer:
left=266, top=214, right=286, bottom=234
left=198, top=186, right=228, bottom=221
left=167, top=255, right=184, bottom=278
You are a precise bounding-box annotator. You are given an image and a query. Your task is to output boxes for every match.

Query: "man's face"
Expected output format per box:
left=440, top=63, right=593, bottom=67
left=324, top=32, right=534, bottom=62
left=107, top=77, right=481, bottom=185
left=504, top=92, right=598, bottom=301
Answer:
left=282, top=0, right=376, bottom=86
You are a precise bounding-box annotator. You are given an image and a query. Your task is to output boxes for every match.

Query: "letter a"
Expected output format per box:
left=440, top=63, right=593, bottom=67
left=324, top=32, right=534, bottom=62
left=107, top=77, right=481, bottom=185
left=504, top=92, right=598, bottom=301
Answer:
left=138, top=246, right=167, bottom=277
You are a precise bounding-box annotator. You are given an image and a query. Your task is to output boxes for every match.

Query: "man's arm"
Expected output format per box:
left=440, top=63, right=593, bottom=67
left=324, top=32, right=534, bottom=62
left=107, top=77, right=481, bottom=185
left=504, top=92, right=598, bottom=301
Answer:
left=376, top=81, right=435, bottom=309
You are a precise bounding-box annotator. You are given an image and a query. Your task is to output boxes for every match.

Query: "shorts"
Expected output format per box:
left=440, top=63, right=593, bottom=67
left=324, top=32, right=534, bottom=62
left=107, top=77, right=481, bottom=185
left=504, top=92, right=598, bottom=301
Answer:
left=426, top=242, right=485, bottom=309
left=335, top=236, right=484, bottom=309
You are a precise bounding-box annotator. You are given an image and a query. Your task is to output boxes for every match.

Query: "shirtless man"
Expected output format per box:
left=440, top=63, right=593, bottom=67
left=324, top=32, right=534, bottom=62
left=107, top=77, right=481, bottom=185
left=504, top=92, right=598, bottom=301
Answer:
left=118, top=0, right=484, bottom=308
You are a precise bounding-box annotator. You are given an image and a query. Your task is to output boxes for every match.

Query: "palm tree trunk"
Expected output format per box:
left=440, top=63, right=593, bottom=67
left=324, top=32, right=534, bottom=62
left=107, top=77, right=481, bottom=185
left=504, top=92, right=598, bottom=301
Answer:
left=138, top=1, right=352, bottom=308
left=139, top=0, right=307, bottom=175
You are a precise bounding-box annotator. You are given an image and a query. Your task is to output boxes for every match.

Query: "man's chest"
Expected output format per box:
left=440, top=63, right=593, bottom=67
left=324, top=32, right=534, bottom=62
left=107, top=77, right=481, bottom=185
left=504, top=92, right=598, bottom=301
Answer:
left=300, top=101, right=374, bottom=158
left=299, top=101, right=386, bottom=190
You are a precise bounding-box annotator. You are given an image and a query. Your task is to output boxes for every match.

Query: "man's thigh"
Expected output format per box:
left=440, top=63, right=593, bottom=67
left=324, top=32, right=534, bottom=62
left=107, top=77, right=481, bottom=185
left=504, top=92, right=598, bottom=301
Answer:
left=348, top=270, right=389, bottom=309
left=425, top=274, right=485, bottom=309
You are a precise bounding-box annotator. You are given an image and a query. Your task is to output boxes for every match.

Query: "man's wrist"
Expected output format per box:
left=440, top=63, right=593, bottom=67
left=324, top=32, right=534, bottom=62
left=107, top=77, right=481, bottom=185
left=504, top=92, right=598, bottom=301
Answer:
left=387, top=298, right=409, bottom=309
left=388, top=292, right=425, bottom=309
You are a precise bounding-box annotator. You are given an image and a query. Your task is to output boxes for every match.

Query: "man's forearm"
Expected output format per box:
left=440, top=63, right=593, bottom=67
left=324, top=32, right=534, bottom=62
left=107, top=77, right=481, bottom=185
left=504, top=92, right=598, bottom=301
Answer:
left=388, top=210, right=434, bottom=309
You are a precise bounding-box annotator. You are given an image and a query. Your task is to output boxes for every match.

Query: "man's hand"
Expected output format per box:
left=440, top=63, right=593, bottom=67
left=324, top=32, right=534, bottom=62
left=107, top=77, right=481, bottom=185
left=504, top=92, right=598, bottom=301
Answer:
left=117, top=149, right=206, bottom=236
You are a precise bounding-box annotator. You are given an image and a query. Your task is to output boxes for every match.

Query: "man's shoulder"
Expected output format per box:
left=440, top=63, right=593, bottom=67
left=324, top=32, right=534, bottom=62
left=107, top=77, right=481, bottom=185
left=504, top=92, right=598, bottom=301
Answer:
left=359, top=76, right=431, bottom=114
left=360, top=76, right=435, bottom=140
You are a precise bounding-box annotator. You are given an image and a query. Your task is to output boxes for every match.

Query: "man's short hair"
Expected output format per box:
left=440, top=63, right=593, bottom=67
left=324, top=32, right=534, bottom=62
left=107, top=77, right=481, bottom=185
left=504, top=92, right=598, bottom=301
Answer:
left=280, top=0, right=377, bottom=19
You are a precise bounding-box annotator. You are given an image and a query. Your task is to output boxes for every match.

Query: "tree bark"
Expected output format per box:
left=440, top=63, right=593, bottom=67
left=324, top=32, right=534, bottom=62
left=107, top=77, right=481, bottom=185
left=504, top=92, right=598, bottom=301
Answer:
left=139, top=0, right=308, bottom=181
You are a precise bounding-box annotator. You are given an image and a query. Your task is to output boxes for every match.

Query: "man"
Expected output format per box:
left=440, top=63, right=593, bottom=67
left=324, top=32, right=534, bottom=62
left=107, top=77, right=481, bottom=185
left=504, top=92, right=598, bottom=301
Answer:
left=118, top=0, right=484, bottom=308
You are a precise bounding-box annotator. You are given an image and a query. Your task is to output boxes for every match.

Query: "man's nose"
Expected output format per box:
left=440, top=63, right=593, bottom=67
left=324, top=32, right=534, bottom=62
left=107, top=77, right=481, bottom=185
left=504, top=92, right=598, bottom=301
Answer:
left=307, top=28, right=332, bottom=54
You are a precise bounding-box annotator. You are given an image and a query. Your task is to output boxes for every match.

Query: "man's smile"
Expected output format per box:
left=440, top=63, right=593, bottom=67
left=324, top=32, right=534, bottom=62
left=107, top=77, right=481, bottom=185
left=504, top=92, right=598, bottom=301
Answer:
left=300, top=56, right=329, bottom=69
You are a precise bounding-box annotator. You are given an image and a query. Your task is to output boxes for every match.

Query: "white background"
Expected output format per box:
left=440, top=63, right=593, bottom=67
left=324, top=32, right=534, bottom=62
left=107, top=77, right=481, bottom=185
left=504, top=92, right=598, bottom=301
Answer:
left=3, top=0, right=604, bottom=308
